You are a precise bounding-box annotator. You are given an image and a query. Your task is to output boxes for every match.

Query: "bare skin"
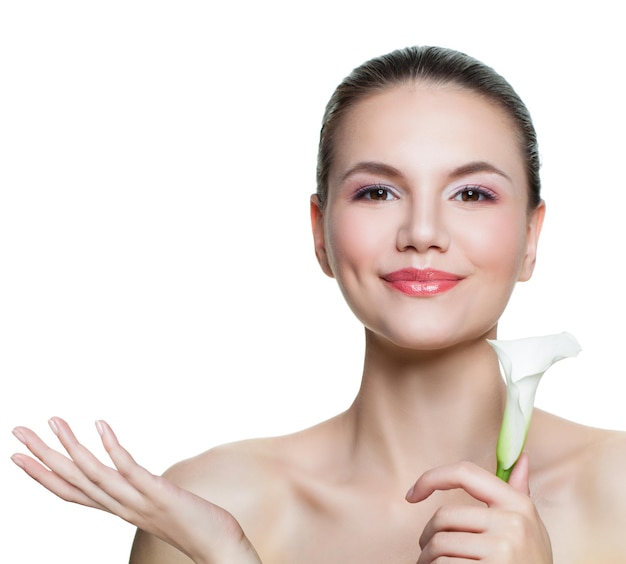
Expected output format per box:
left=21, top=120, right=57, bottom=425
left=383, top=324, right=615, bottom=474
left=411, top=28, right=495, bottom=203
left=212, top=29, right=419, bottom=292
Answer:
left=13, top=371, right=626, bottom=563
left=12, top=83, right=626, bottom=562
left=126, top=338, right=626, bottom=563
left=128, top=84, right=626, bottom=562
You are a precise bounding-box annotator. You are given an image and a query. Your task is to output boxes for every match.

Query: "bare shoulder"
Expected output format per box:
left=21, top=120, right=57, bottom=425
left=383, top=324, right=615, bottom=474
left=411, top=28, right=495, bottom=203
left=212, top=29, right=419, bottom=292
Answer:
left=575, top=426, right=626, bottom=560
left=129, top=436, right=287, bottom=564
left=529, top=411, right=626, bottom=560
left=576, top=426, right=626, bottom=526
left=163, top=435, right=292, bottom=511
left=161, top=416, right=345, bottom=556
left=163, top=414, right=344, bottom=503
left=130, top=429, right=318, bottom=564
left=533, top=410, right=626, bottom=498
left=129, top=438, right=284, bottom=564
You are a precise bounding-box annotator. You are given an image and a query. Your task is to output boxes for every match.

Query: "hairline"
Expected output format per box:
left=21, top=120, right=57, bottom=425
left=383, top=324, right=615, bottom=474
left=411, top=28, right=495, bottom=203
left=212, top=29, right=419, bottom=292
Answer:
left=318, top=78, right=533, bottom=210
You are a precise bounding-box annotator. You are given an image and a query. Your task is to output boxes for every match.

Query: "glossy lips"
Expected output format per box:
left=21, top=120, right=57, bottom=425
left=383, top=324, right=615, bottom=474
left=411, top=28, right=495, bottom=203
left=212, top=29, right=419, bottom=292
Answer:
left=382, top=268, right=462, bottom=296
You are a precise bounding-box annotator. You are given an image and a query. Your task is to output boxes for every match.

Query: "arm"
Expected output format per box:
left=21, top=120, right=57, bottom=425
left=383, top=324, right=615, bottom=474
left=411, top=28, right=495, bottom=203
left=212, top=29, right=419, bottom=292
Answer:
left=129, top=527, right=262, bottom=564
left=130, top=529, right=196, bottom=564
left=11, top=418, right=262, bottom=564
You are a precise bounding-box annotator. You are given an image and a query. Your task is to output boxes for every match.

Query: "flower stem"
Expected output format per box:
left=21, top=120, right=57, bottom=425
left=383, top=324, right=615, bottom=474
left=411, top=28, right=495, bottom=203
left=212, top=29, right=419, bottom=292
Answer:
left=496, top=462, right=512, bottom=482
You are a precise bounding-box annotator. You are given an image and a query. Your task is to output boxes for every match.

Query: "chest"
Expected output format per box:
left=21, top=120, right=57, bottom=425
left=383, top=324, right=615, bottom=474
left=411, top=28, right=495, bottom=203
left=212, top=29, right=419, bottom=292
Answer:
left=251, top=480, right=608, bottom=564
left=252, top=487, right=483, bottom=564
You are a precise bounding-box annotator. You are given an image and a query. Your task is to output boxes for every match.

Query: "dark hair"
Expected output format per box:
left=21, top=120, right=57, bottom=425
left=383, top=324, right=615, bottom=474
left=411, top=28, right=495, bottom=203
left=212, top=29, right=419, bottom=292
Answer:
left=316, top=46, right=541, bottom=209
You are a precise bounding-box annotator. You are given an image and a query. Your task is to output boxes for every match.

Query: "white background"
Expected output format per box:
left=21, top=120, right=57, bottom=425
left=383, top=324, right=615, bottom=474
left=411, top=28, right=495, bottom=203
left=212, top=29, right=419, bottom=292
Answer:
left=1, top=1, right=624, bottom=561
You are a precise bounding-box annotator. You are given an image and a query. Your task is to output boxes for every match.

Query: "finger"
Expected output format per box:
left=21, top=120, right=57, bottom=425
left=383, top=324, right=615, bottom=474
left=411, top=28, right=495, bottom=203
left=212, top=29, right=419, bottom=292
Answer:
left=51, top=418, right=177, bottom=523
left=417, top=531, right=487, bottom=563
left=418, top=504, right=488, bottom=549
left=48, top=417, right=145, bottom=512
left=507, top=452, right=530, bottom=495
left=406, top=461, right=520, bottom=507
left=12, top=427, right=105, bottom=509
left=48, top=417, right=119, bottom=484
left=95, top=419, right=182, bottom=516
left=95, top=420, right=159, bottom=497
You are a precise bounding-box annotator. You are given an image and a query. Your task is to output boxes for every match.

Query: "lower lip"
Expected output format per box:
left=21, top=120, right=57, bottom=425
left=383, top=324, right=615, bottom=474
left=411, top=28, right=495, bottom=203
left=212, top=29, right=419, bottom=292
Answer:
left=385, top=279, right=460, bottom=296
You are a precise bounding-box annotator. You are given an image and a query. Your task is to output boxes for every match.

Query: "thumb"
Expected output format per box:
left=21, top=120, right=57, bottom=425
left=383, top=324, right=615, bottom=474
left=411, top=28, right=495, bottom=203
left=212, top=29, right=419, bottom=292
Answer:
left=507, top=452, right=530, bottom=495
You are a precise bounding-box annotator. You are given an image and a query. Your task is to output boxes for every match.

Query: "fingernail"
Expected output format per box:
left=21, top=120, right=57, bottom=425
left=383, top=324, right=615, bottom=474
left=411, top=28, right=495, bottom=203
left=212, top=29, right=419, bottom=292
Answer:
left=11, top=454, right=25, bottom=469
left=12, top=427, right=26, bottom=443
left=48, top=418, right=59, bottom=436
left=95, top=420, right=104, bottom=436
left=405, top=484, right=415, bottom=500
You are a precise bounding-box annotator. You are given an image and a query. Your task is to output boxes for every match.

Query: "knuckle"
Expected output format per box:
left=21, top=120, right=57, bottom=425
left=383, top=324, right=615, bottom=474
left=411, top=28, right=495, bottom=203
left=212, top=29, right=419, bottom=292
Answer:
left=492, top=513, right=531, bottom=557
left=457, top=460, right=474, bottom=472
left=62, top=466, right=91, bottom=490
left=455, top=460, right=476, bottom=478
left=431, top=504, right=453, bottom=528
left=116, top=458, right=139, bottom=481
left=85, top=466, right=107, bottom=488
left=428, top=531, right=448, bottom=553
left=494, top=538, right=515, bottom=558
left=508, top=512, right=528, bottom=536
left=59, top=491, right=80, bottom=503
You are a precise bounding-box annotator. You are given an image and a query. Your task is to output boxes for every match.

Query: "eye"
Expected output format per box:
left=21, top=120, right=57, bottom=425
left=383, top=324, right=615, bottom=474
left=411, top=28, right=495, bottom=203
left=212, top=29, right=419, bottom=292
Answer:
left=452, top=186, right=497, bottom=202
left=354, top=185, right=397, bottom=201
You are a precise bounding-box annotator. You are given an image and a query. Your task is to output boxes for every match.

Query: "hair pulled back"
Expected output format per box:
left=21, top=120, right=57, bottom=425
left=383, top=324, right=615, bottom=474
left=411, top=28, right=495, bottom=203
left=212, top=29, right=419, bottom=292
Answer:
left=316, top=46, right=541, bottom=209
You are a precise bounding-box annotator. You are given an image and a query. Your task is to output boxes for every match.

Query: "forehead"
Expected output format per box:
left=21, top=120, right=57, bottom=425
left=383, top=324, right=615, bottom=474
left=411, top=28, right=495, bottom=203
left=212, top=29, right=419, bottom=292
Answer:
left=329, top=83, right=526, bottom=189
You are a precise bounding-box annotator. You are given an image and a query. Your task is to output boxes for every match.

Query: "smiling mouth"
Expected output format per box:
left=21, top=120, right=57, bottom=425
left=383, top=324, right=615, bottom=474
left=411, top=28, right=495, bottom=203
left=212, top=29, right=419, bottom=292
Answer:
left=382, top=268, right=463, bottom=296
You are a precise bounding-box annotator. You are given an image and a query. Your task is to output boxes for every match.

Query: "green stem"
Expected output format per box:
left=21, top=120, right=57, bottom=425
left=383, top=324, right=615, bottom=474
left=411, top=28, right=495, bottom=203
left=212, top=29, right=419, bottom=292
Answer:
left=496, top=461, right=512, bottom=482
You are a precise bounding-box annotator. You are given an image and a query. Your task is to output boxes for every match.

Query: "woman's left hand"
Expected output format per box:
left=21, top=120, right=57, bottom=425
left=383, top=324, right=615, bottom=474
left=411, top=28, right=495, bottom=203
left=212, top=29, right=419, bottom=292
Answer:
left=406, top=454, right=552, bottom=563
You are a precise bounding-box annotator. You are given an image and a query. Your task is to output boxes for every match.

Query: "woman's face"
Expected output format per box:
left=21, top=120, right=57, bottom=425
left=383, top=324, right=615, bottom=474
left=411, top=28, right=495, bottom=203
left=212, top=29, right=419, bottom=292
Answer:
left=311, top=83, right=544, bottom=350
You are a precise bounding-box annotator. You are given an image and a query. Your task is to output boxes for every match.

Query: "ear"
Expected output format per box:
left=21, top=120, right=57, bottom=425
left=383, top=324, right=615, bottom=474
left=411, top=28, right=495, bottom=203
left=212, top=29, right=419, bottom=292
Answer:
left=310, top=194, right=334, bottom=278
left=518, top=200, right=546, bottom=282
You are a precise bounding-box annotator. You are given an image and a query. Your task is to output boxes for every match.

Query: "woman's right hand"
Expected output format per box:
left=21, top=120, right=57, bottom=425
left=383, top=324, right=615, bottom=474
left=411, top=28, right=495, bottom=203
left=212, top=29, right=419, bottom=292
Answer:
left=11, top=417, right=262, bottom=564
left=407, top=455, right=552, bottom=563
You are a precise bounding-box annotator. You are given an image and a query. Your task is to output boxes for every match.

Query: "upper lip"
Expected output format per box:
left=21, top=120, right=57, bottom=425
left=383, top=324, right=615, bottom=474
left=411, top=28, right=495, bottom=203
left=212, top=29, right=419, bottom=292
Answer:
left=382, top=268, right=463, bottom=282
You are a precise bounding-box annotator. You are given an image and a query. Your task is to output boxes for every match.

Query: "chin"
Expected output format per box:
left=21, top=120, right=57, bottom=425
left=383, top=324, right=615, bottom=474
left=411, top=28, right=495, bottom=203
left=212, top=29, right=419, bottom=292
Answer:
left=368, top=322, right=497, bottom=353
left=400, top=335, right=467, bottom=352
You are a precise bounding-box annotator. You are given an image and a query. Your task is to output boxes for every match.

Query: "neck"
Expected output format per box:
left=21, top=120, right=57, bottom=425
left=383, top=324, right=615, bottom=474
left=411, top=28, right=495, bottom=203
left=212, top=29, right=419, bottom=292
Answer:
left=343, top=330, right=506, bottom=484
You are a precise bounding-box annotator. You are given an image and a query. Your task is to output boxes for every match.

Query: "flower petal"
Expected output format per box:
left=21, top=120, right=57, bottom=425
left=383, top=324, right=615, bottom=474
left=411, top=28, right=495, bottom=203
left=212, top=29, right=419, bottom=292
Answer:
left=487, top=332, right=581, bottom=384
left=488, top=332, right=581, bottom=480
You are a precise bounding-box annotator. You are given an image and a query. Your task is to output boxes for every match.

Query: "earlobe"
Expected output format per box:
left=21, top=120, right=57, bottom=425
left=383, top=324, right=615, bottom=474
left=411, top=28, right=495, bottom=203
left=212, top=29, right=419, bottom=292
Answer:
left=310, top=194, right=334, bottom=278
left=518, top=200, right=546, bottom=282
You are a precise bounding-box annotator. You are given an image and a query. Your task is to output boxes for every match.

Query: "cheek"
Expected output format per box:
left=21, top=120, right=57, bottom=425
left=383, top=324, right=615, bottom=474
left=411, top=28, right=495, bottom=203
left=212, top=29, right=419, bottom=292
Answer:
left=325, top=210, right=389, bottom=275
left=462, top=214, right=528, bottom=281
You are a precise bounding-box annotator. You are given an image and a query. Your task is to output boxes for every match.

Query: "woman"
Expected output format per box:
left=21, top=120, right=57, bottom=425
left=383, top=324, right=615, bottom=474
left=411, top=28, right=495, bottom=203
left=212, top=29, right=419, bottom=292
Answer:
left=12, top=46, right=626, bottom=563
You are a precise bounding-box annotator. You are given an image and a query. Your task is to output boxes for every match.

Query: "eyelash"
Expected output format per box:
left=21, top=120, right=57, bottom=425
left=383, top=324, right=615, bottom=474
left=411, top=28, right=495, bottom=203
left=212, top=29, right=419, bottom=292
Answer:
left=353, top=184, right=497, bottom=203
left=451, top=185, right=498, bottom=202
left=353, top=184, right=397, bottom=201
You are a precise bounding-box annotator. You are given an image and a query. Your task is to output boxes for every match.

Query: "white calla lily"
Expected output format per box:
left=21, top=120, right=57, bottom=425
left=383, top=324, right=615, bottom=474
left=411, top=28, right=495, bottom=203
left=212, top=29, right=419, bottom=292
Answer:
left=487, top=332, right=581, bottom=481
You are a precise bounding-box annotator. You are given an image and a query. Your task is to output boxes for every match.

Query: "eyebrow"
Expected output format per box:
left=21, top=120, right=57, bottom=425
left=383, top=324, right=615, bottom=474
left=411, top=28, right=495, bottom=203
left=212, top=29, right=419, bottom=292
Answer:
left=339, top=160, right=512, bottom=184
left=339, top=161, right=404, bottom=183
left=448, top=161, right=512, bottom=183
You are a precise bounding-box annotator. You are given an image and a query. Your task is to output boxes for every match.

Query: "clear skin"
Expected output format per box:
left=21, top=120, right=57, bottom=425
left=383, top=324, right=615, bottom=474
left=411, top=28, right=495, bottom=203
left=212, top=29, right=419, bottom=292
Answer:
left=12, top=83, right=626, bottom=563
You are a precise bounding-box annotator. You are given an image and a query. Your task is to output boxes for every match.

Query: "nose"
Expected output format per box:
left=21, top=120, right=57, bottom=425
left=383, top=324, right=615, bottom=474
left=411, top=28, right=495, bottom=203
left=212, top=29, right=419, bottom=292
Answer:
left=395, top=194, right=450, bottom=253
